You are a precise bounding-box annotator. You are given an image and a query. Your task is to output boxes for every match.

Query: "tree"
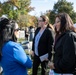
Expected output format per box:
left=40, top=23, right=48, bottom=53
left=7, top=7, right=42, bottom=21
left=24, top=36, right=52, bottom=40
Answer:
left=0, top=2, right=3, bottom=16
left=8, top=0, right=33, bottom=14
left=45, top=10, right=55, bottom=24
left=46, top=0, right=76, bottom=24
left=0, top=2, right=17, bottom=19
left=1, top=0, right=31, bottom=18
left=28, top=16, right=38, bottom=27
left=0, top=0, right=35, bottom=28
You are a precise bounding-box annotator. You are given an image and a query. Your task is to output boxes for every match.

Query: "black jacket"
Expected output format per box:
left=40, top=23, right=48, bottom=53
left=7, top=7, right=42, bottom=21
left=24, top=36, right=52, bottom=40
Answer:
left=54, top=31, right=76, bottom=73
left=32, top=27, right=54, bottom=60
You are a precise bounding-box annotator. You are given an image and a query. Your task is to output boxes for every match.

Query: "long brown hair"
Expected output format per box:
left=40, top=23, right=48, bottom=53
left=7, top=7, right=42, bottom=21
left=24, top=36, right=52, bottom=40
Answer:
left=56, top=12, right=76, bottom=33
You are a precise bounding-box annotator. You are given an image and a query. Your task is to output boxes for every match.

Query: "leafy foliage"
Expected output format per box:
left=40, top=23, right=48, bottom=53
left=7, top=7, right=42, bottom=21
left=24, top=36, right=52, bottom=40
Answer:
left=46, top=0, right=76, bottom=24
left=0, top=0, right=35, bottom=28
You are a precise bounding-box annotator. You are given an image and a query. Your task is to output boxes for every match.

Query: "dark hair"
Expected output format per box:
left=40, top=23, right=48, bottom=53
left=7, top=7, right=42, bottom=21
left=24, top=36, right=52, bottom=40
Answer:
left=29, top=26, right=33, bottom=29
left=0, top=17, right=17, bottom=59
left=56, top=12, right=76, bottom=33
left=40, top=15, right=49, bottom=24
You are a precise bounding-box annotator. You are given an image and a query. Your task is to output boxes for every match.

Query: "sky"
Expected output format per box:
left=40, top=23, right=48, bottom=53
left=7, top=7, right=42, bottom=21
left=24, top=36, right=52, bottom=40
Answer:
left=29, top=0, right=76, bottom=16
left=0, top=0, right=76, bottom=17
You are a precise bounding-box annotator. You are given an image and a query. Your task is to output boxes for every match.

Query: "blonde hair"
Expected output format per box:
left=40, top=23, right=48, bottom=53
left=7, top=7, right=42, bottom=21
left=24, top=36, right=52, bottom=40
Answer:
left=40, top=15, right=49, bottom=25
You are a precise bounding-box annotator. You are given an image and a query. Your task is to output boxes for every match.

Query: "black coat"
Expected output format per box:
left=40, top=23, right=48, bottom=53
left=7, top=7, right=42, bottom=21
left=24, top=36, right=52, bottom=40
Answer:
left=54, top=31, right=76, bottom=73
left=32, top=27, right=54, bottom=60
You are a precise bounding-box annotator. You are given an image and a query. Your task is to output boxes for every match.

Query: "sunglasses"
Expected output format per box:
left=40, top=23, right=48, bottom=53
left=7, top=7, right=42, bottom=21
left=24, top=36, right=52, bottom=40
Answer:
left=14, top=28, right=20, bottom=31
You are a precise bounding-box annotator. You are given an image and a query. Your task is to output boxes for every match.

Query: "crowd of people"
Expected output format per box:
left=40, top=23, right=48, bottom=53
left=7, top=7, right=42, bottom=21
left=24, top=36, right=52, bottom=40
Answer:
left=0, top=12, right=76, bottom=75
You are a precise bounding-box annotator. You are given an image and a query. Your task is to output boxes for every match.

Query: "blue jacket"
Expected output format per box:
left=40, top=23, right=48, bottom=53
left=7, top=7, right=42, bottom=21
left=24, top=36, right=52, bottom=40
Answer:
left=1, top=41, right=32, bottom=75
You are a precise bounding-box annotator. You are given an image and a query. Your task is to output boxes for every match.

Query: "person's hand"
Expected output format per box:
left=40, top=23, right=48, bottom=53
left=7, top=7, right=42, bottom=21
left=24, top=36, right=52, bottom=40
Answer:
left=31, top=51, right=34, bottom=57
left=44, top=58, right=48, bottom=61
left=48, top=61, right=55, bottom=69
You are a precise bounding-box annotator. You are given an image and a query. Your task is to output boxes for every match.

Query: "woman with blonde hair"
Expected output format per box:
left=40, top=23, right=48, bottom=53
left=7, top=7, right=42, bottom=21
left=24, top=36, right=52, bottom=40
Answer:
left=32, top=15, right=54, bottom=75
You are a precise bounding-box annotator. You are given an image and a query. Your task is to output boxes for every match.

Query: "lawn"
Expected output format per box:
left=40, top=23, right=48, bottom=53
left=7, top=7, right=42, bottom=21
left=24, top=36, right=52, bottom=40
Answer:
left=28, top=65, right=49, bottom=75
left=27, top=54, right=50, bottom=75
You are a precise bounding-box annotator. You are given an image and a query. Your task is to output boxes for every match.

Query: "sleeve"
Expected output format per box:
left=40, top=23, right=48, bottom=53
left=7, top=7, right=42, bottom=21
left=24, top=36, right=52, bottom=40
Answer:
left=13, top=44, right=32, bottom=68
left=54, top=34, right=75, bottom=71
left=47, top=29, right=54, bottom=60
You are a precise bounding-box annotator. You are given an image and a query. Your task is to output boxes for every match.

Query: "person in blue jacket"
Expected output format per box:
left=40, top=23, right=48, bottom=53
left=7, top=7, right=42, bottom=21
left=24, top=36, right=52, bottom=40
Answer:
left=0, top=17, right=32, bottom=75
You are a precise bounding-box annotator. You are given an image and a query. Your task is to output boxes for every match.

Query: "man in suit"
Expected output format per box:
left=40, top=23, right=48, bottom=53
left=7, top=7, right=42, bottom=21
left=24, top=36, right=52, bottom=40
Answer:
left=31, top=15, right=54, bottom=75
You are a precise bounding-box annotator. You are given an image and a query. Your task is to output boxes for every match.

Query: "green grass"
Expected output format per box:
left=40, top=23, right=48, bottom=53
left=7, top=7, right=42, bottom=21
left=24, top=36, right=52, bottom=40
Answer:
left=27, top=61, right=50, bottom=75
left=28, top=66, right=41, bottom=75
left=28, top=67, right=49, bottom=75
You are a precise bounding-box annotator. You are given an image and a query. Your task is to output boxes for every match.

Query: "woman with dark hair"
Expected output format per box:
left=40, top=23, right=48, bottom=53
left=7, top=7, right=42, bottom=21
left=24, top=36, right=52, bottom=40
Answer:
left=49, top=13, right=76, bottom=74
left=0, top=18, right=32, bottom=75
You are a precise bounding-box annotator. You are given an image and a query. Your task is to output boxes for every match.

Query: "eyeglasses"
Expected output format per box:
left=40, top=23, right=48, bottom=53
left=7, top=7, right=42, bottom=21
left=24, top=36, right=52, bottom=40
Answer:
left=14, top=28, right=20, bottom=31
left=38, top=20, right=43, bottom=22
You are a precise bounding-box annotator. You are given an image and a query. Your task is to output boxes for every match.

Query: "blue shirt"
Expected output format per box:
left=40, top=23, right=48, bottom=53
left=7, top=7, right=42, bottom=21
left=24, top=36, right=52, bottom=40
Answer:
left=35, top=29, right=45, bottom=56
left=0, top=41, right=32, bottom=75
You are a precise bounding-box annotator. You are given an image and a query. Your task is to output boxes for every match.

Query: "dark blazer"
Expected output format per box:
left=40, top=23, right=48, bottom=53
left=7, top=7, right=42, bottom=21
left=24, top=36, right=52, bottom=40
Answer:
left=32, top=27, right=54, bottom=60
left=54, top=31, right=76, bottom=73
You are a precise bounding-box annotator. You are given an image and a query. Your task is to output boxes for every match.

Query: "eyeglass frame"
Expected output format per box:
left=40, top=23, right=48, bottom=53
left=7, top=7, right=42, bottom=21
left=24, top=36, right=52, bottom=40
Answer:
left=14, top=28, right=20, bottom=31
left=38, top=20, right=44, bottom=22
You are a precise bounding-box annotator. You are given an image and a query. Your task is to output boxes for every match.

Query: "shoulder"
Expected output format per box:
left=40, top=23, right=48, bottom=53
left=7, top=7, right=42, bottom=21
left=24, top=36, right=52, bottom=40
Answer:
left=35, top=27, right=41, bottom=34
left=61, top=31, right=76, bottom=42
left=7, top=41, right=24, bottom=54
left=46, top=27, right=54, bottom=32
left=69, top=31, right=76, bottom=37
left=6, top=41, right=21, bottom=48
left=35, top=27, right=41, bottom=31
left=65, top=31, right=76, bottom=38
left=46, top=28, right=54, bottom=35
left=68, top=31, right=76, bottom=41
left=3, top=41, right=23, bottom=53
